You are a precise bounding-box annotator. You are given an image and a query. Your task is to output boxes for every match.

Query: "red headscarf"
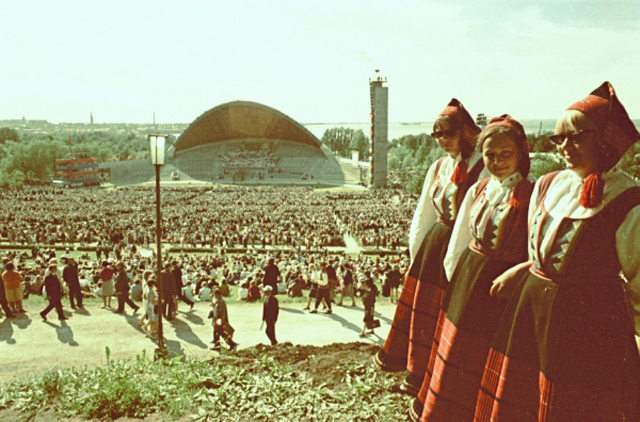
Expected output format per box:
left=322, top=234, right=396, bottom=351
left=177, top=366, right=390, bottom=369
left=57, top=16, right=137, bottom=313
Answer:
left=438, top=99, right=481, bottom=185
left=482, top=114, right=531, bottom=208
left=566, top=82, right=639, bottom=208
left=482, top=114, right=530, bottom=178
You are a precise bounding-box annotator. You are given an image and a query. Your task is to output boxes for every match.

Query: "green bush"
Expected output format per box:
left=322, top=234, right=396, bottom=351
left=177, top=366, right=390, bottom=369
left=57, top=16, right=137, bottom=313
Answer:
left=0, top=349, right=411, bottom=421
left=529, top=153, right=566, bottom=179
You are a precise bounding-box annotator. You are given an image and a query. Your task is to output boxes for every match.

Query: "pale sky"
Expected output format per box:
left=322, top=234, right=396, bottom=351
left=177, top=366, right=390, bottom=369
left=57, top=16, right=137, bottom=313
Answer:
left=1, top=0, right=639, bottom=124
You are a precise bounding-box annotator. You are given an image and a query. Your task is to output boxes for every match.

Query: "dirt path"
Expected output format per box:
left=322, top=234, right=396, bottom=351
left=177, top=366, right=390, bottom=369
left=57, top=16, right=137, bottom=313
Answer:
left=0, top=298, right=397, bottom=384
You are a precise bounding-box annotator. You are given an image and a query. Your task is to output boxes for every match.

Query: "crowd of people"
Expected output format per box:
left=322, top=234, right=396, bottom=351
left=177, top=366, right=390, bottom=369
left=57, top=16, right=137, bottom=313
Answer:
left=334, top=191, right=414, bottom=248
left=0, top=186, right=415, bottom=251
left=2, top=78, right=638, bottom=420
left=220, top=143, right=278, bottom=171
left=0, top=244, right=410, bottom=342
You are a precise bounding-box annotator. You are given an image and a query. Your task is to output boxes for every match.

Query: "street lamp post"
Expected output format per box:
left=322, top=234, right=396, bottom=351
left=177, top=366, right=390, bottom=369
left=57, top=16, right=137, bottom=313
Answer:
left=149, top=135, right=167, bottom=357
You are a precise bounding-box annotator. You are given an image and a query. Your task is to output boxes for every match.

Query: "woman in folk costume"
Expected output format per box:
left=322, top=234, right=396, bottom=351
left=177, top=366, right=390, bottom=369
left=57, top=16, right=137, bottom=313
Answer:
left=476, top=82, right=640, bottom=422
left=408, top=115, right=534, bottom=421
left=374, top=99, right=489, bottom=395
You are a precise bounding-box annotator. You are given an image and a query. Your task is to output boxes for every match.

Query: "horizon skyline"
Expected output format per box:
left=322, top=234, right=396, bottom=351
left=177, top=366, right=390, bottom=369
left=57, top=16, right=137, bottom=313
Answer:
left=0, top=112, right=567, bottom=125
left=2, top=1, right=639, bottom=124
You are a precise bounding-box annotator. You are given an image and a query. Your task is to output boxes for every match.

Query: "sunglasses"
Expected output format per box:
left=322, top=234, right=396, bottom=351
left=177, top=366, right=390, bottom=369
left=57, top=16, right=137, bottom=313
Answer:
left=430, top=129, right=458, bottom=139
left=548, top=130, right=595, bottom=146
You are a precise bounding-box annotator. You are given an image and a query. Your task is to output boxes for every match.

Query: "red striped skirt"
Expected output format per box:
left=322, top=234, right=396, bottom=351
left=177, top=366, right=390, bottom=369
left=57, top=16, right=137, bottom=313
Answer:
left=372, top=269, right=418, bottom=372
left=410, top=249, right=517, bottom=421
left=475, top=271, right=640, bottom=421
left=374, top=223, right=452, bottom=376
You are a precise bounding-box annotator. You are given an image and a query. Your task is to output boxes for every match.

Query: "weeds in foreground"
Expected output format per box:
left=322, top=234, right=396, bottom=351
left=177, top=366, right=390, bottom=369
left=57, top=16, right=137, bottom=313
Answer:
left=0, top=347, right=410, bottom=421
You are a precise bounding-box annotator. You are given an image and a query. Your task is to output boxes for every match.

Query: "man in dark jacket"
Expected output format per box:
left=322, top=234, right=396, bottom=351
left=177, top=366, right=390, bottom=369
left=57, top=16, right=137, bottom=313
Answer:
left=262, top=285, right=279, bottom=345
left=161, top=262, right=176, bottom=320
left=40, top=263, right=68, bottom=321
left=211, top=288, right=237, bottom=351
left=325, top=262, right=338, bottom=304
left=115, top=262, right=139, bottom=314
left=262, top=258, right=280, bottom=294
left=63, top=257, right=83, bottom=309
left=385, top=265, right=403, bottom=304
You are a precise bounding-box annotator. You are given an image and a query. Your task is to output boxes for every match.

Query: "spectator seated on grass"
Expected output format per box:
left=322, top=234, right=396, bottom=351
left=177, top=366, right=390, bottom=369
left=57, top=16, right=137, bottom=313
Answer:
left=247, top=280, right=261, bottom=302
left=277, top=280, right=287, bottom=295
left=219, top=278, right=230, bottom=297
left=238, top=281, right=249, bottom=301
left=183, top=281, right=196, bottom=303
left=94, top=282, right=103, bottom=299
left=287, top=277, right=305, bottom=297
left=21, top=276, right=31, bottom=299
left=199, top=282, right=211, bottom=302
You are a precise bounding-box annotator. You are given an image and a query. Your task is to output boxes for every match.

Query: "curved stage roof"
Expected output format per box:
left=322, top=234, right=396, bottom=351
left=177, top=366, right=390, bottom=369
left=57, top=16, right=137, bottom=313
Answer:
left=175, top=101, right=321, bottom=152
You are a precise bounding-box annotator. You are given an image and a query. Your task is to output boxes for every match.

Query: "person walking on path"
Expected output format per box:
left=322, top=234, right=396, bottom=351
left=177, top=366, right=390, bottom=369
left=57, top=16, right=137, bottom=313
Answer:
left=2, top=262, right=25, bottom=313
left=0, top=261, right=15, bottom=319
left=172, top=261, right=194, bottom=310
left=360, top=276, right=378, bottom=337
left=210, top=288, right=237, bottom=352
left=99, top=261, right=114, bottom=308
left=114, top=262, right=140, bottom=314
left=143, top=280, right=158, bottom=338
left=337, top=264, right=356, bottom=307
left=303, top=263, right=320, bottom=310
left=161, top=262, right=177, bottom=320
left=40, top=263, right=68, bottom=322
left=310, top=262, right=332, bottom=314
left=385, top=265, right=402, bottom=304
left=63, top=257, right=83, bottom=309
left=325, top=261, right=338, bottom=303
left=262, top=285, right=279, bottom=345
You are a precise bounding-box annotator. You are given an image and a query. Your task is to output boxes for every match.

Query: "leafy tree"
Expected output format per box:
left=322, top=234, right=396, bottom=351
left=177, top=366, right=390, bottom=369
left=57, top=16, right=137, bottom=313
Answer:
left=388, top=156, right=400, bottom=170
left=321, top=127, right=352, bottom=158
left=0, top=167, right=26, bottom=187
left=321, top=127, right=371, bottom=160
left=0, top=139, right=68, bottom=181
left=620, top=142, right=640, bottom=179
left=118, top=148, right=131, bottom=161
left=386, top=133, right=444, bottom=192
left=527, top=133, right=556, bottom=153
left=349, top=130, right=370, bottom=160
left=405, top=168, right=428, bottom=194
left=423, top=146, right=446, bottom=171
left=401, top=154, right=415, bottom=169
left=415, top=143, right=429, bottom=165
left=0, top=127, right=19, bottom=144
left=529, top=153, right=566, bottom=179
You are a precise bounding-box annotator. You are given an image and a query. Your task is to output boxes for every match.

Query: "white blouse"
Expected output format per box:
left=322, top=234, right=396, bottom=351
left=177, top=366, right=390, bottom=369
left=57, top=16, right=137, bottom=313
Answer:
left=528, top=167, right=640, bottom=334
left=408, top=151, right=488, bottom=261
left=444, top=172, right=533, bottom=280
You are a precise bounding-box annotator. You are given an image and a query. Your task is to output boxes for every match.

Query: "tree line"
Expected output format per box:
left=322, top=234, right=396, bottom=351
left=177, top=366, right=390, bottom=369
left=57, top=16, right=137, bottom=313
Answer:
left=0, top=128, right=176, bottom=187
left=320, top=127, right=371, bottom=161
left=320, top=127, right=640, bottom=194
left=1, top=125, right=638, bottom=192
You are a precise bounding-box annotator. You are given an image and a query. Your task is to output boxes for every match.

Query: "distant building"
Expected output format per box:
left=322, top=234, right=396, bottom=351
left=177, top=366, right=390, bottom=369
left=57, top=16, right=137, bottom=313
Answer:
left=171, top=101, right=344, bottom=183
left=54, top=148, right=100, bottom=188
left=369, top=71, right=388, bottom=188
left=476, top=113, right=488, bottom=129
